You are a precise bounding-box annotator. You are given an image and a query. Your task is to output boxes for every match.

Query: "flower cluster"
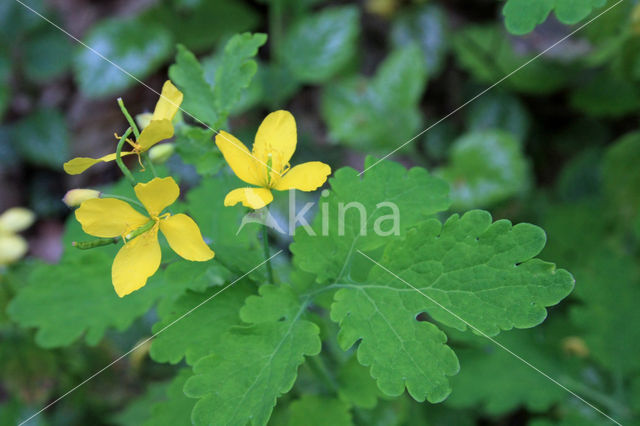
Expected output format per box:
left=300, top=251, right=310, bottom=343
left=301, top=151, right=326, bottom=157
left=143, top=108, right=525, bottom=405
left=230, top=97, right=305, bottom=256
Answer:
left=65, top=82, right=330, bottom=297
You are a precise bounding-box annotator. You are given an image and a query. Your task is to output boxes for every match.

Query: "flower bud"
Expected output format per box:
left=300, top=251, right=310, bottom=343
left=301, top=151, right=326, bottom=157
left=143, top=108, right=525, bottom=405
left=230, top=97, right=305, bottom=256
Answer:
left=148, top=143, right=175, bottom=164
left=0, top=207, right=35, bottom=233
left=0, top=234, right=28, bottom=265
left=562, top=336, right=589, bottom=358
left=136, top=112, right=153, bottom=130
left=63, top=189, right=101, bottom=207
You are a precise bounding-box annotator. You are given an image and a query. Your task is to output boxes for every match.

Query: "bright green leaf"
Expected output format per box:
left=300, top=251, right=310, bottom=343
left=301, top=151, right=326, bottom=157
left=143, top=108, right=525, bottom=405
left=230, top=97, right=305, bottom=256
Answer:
left=174, top=125, right=223, bottom=175
left=169, top=44, right=218, bottom=128
left=291, top=157, right=450, bottom=284
left=185, top=285, right=321, bottom=426
left=503, top=0, right=605, bottom=35
left=144, top=369, right=195, bottom=426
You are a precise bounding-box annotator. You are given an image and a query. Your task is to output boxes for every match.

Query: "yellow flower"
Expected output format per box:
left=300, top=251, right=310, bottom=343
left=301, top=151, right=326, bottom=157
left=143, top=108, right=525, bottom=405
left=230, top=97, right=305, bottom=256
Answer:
left=216, top=110, right=331, bottom=209
left=63, top=81, right=184, bottom=175
left=75, top=177, right=214, bottom=297
left=0, top=207, right=35, bottom=266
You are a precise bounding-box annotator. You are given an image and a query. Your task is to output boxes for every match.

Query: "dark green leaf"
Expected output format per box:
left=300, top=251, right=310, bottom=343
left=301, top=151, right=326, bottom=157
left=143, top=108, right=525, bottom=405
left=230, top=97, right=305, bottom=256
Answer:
left=11, top=108, right=70, bottom=169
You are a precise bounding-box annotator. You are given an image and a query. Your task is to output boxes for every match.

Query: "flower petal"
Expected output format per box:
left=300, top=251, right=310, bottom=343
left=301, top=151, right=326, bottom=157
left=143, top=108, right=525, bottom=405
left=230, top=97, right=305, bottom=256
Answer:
left=75, top=198, right=148, bottom=238
left=160, top=214, right=214, bottom=261
left=136, top=119, right=174, bottom=151
left=254, top=110, right=297, bottom=166
left=112, top=227, right=161, bottom=297
left=152, top=80, right=183, bottom=121
left=274, top=162, right=331, bottom=191
left=215, top=131, right=262, bottom=185
left=134, top=177, right=180, bottom=217
left=224, top=187, right=273, bottom=210
left=0, top=234, right=28, bottom=265
left=63, top=152, right=135, bottom=175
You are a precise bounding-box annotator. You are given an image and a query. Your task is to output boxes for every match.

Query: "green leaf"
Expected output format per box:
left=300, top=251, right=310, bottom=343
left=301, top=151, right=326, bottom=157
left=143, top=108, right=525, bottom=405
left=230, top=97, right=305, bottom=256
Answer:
left=211, top=33, right=267, bottom=123
left=446, top=330, right=566, bottom=414
left=184, top=175, right=265, bottom=279
left=337, top=356, right=380, bottom=409
left=142, top=0, right=259, bottom=52
left=144, top=369, right=195, bottom=426
left=286, top=395, right=353, bottom=426
left=11, top=108, right=70, bottom=169
left=390, top=3, right=449, bottom=76
left=331, top=210, right=573, bottom=402
left=0, top=0, right=45, bottom=41
left=73, top=17, right=173, bottom=98
left=150, top=282, right=253, bottom=365
left=185, top=285, right=321, bottom=426
left=291, top=158, right=450, bottom=284
left=112, top=380, right=168, bottom=426
left=465, top=91, right=531, bottom=141
left=602, top=131, right=640, bottom=220
left=23, top=27, right=72, bottom=82
left=7, top=251, right=167, bottom=347
left=569, top=248, right=640, bottom=374
left=570, top=72, right=640, bottom=117
left=321, top=45, right=427, bottom=152
left=452, top=25, right=568, bottom=94
left=169, top=44, right=217, bottom=128
left=436, top=130, right=530, bottom=210
left=280, top=6, right=360, bottom=83
left=503, top=0, right=605, bottom=35
left=174, top=125, right=224, bottom=175
left=0, top=45, right=10, bottom=119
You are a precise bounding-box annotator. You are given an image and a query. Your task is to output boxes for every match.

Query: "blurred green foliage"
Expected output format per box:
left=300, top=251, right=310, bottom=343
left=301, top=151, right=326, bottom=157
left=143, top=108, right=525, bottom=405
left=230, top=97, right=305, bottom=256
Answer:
left=2, top=0, right=640, bottom=425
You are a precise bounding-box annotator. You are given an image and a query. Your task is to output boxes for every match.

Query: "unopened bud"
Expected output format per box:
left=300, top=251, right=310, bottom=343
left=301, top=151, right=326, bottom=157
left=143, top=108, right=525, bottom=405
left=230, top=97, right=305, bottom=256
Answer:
left=0, top=207, right=35, bottom=233
left=0, top=234, right=28, bottom=265
left=148, top=143, right=175, bottom=164
left=63, top=189, right=101, bottom=207
left=562, top=336, right=589, bottom=358
left=136, top=112, right=153, bottom=130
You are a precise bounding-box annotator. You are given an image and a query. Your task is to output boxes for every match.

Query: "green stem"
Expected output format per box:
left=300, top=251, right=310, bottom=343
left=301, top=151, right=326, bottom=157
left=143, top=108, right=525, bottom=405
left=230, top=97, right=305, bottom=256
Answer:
left=101, top=193, right=144, bottom=209
left=262, top=224, right=274, bottom=284
left=141, top=151, right=158, bottom=177
left=116, top=128, right=136, bottom=186
left=73, top=220, right=155, bottom=250
left=307, top=356, right=338, bottom=393
left=117, top=98, right=140, bottom=139
left=561, top=376, right=630, bottom=419
left=73, top=237, right=119, bottom=249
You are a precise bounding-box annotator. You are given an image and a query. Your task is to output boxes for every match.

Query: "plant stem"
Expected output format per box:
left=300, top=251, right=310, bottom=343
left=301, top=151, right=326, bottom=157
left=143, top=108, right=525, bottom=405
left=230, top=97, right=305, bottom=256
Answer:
left=73, top=220, right=155, bottom=250
left=101, top=193, right=144, bottom=209
left=141, top=151, right=158, bottom=177
left=561, top=376, right=630, bottom=419
left=262, top=224, right=274, bottom=284
left=117, top=97, right=140, bottom=139
left=308, top=355, right=338, bottom=393
left=116, top=128, right=136, bottom=186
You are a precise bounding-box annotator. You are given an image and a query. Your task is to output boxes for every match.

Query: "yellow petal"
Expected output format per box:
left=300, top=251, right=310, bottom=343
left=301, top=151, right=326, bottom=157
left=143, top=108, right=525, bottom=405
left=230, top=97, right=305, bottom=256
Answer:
left=0, top=207, right=35, bottom=233
left=75, top=198, right=148, bottom=238
left=112, top=227, right=161, bottom=297
left=63, top=152, right=135, bottom=175
left=152, top=80, right=183, bottom=122
left=136, top=119, right=174, bottom=151
left=134, top=177, right=180, bottom=217
left=224, top=187, right=273, bottom=210
left=160, top=214, right=214, bottom=261
left=274, top=162, right=332, bottom=191
left=0, top=234, right=28, bottom=265
left=215, top=131, right=262, bottom=186
left=254, top=110, right=297, bottom=166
